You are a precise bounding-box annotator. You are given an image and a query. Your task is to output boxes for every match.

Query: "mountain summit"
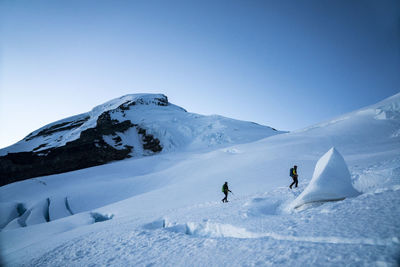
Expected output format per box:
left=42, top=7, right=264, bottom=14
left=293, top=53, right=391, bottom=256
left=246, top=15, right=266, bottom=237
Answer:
left=0, top=94, right=281, bottom=185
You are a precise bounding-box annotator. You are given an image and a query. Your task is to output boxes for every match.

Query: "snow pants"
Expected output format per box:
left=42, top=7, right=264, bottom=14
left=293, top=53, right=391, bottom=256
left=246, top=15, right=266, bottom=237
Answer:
left=222, top=191, right=228, bottom=202
left=290, top=176, right=298, bottom=188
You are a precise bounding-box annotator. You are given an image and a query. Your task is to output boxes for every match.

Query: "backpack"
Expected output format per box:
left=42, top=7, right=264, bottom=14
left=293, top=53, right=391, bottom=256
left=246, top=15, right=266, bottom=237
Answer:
left=222, top=184, right=227, bottom=192
left=290, top=168, right=294, bottom=177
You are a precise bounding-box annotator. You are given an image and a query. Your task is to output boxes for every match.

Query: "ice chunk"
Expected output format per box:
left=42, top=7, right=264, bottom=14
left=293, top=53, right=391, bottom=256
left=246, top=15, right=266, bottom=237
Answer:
left=25, top=199, right=50, bottom=226
left=0, top=202, right=22, bottom=229
left=291, top=147, right=359, bottom=208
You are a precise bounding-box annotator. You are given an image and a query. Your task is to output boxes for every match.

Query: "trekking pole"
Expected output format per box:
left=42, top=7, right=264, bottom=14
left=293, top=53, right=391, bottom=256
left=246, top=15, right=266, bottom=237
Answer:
left=230, top=191, right=239, bottom=200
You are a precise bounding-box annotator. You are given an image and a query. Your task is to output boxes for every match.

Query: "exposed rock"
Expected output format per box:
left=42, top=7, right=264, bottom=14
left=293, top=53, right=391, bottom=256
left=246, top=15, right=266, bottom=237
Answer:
left=112, top=136, right=122, bottom=145
left=25, top=116, right=90, bottom=141
left=33, top=143, right=48, bottom=151
left=117, top=95, right=168, bottom=112
left=0, top=93, right=280, bottom=186
left=137, top=128, right=162, bottom=153
left=0, top=95, right=168, bottom=186
left=0, top=112, right=138, bottom=186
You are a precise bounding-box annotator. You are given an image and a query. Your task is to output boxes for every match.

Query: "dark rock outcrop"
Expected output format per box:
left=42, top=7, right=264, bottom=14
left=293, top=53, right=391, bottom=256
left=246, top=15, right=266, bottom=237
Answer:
left=0, top=110, right=162, bottom=186
left=117, top=95, right=168, bottom=111
left=25, top=116, right=90, bottom=141
left=138, top=128, right=162, bottom=153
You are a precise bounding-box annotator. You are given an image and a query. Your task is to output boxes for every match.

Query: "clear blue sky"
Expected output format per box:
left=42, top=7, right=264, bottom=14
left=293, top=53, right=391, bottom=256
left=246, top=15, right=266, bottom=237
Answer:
left=1, top=0, right=399, bottom=148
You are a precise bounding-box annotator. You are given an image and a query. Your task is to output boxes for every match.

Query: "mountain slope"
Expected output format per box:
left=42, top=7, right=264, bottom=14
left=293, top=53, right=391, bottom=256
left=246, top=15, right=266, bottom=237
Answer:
left=0, top=93, right=399, bottom=266
left=0, top=94, right=281, bottom=186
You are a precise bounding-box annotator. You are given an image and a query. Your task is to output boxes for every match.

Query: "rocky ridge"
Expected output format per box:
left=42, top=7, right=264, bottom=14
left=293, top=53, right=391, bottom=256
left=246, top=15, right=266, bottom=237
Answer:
left=0, top=93, right=280, bottom=186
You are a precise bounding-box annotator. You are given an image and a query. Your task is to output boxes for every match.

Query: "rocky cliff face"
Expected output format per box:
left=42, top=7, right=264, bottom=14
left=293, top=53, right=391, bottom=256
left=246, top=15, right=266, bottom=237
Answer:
left=0, top=93, right=281, bottom=186
left=0, top=95, right=167, bottom=186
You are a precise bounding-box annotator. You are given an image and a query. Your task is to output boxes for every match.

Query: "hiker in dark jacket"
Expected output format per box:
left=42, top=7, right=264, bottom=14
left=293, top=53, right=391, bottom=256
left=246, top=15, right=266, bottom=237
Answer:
left=221, top=182, right=232, bottom=203
left=289, top=165, right=298, bottom=189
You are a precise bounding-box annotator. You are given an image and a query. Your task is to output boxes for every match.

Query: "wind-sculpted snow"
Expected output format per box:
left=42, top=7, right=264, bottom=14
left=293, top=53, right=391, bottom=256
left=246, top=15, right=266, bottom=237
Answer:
left=8, top=186, right=399, bottom=267
left=290, top=147, right=360, bottom=209
left=90, top=212, right=114, bottom=223
left=0, top=195, right=115, bottom=231
left=49, top=197, right=73, bottom=221
left=145, top=218, right=260, bottom=238
left=373, top=93, right=400, bottom=120
left=145, top=217, right=398, bottom=246
left=162, top=220, right=262, bottom=238
left=0, top=202, right=24, bottom=229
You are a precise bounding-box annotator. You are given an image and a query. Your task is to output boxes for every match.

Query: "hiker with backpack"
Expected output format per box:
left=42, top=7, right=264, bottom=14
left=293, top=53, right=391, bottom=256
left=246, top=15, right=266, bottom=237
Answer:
left=221, top=181, right=232, bottom=203
left=289, top=165, right=298, bottom=189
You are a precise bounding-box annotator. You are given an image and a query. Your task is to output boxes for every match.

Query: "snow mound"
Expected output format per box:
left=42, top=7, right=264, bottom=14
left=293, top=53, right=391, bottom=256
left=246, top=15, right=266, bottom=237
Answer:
left=145, top=219, right=260, bottom=238
left=0, top=202, right=24, bottom=229
left=176, top=222, right=260, bottom=238
left=291, top=147, right=359, bottom=209
left=373, top=92, right=400, bottom=120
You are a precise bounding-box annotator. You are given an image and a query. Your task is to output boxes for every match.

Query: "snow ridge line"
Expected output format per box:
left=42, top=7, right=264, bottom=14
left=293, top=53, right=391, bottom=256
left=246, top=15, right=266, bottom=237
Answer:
left=259, top=232, right=399, bottom=246
left=159, top=220, right=399, bottom=246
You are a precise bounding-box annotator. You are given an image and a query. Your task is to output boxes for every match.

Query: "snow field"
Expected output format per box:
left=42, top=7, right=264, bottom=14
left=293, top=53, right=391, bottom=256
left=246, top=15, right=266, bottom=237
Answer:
left=16, top=185, right=400, bottom=267
left=1, top=93, right=400, bottom=266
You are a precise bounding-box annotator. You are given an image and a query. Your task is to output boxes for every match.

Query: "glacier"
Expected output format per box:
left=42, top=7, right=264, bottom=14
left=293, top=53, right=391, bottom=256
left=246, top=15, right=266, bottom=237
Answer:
left=0, top=93, right=399, bottom=266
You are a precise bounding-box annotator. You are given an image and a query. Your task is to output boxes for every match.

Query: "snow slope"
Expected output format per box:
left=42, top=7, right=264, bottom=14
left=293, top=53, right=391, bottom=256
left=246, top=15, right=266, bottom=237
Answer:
left=1, top=93, right=400, bottom=266
left=0, top=93, right=282, bottom=186
left=0, top=94, right=280, bottom=156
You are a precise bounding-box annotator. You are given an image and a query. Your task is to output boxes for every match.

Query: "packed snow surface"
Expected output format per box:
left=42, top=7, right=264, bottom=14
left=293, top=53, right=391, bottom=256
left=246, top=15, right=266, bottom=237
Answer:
left=1, top=93, right=400, bottom=266
left=290, top=147, right=360, bottom=209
